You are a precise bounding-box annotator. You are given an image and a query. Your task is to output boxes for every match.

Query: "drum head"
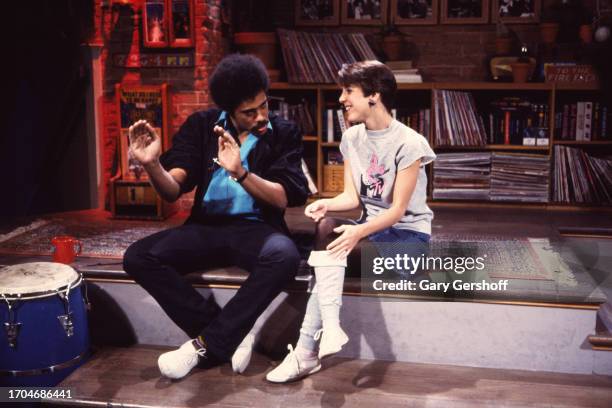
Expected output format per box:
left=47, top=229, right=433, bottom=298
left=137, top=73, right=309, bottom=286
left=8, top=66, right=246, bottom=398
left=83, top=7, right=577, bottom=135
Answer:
left=0, top=262, right=78, bottom=298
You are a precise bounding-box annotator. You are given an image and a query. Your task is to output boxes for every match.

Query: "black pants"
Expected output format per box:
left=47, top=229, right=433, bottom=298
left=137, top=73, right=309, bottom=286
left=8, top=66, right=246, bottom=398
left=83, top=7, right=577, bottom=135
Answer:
left=123, top=219, right=300, bottom=361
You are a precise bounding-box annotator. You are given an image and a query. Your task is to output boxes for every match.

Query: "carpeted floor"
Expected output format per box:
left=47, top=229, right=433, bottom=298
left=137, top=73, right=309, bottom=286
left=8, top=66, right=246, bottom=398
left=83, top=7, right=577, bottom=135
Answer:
left=0, top=214, right=576, bottom=282
left=0, top=217, right=170, bottom=259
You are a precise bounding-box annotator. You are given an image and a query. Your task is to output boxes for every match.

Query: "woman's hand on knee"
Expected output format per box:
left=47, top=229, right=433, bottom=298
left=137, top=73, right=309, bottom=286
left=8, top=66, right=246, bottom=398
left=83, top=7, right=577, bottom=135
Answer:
left=305, top=200, right=328, bottom=222
left=326, top=224, right=364, bottom=259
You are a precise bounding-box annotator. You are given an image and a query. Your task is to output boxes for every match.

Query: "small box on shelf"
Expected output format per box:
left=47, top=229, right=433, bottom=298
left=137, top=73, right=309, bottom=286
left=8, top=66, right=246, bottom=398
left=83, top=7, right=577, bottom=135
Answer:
left=323, top=164, right=344, bottom=193
left=111, top=179, right=177, bottom=220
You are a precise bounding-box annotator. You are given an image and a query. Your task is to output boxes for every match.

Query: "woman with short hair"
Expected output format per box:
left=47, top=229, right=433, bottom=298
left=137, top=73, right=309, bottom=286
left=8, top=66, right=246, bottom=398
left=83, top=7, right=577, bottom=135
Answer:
left=266, top=60, right=436, bottom=383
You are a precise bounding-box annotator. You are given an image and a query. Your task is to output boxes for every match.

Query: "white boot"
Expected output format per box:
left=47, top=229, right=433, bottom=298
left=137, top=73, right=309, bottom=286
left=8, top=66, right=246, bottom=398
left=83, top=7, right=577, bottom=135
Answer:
left=308, top=250, right=349, bottom=359
left=296, top=283, right=322, bottom=352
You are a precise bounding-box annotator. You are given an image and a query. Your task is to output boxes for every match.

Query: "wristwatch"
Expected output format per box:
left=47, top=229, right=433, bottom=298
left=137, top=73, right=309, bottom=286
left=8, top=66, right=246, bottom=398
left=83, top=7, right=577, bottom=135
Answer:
left=231, top=170, right=249, bottom=184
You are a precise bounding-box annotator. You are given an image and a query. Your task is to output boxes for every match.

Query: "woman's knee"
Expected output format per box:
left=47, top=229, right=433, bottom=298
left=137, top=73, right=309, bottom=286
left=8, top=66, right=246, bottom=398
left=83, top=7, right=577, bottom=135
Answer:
left=314, top=217, right=349, bottom=250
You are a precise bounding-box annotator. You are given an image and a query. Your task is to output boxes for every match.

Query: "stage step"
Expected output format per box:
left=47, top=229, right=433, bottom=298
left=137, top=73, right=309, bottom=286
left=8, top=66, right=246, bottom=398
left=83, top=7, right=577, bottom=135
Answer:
left=1, top=253, right=610, bottom=375
left=81, top=280, right=612, bottom=376
left=42, top=345, right=612, bottom=408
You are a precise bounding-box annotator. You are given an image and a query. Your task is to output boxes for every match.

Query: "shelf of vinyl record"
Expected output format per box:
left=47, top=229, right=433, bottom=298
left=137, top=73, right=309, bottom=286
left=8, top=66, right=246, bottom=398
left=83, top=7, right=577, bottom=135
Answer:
left=268, top=83, right=610, bottom=207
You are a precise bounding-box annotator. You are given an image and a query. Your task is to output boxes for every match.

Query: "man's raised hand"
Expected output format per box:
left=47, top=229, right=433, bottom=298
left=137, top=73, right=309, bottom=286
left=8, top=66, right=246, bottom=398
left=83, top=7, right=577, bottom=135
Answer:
left=214, top=125, right=243, bottom=178
left=128, top=120, right=162, bottom=166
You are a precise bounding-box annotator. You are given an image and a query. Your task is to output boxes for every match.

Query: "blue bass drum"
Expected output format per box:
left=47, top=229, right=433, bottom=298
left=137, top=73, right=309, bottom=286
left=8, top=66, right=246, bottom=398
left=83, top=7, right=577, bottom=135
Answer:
left=0, top=262, right=90, bottom=386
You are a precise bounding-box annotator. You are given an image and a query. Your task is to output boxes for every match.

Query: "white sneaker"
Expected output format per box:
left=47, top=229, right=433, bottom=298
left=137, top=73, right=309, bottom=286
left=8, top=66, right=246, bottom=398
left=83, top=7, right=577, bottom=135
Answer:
left=316, top=326, right=349, bottom=359
left=158, top=339, right=206, bottom=379
left=232, top=333, right=255, bottom=374
left=265, top=345, right=321, bottom=383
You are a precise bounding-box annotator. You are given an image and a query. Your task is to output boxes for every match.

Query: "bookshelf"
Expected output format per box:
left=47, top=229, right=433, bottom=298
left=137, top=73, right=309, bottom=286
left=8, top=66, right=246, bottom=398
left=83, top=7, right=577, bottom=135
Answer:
left=268, top=82, right=611, bottom=210
left=435, top=145, right=549, bottom=151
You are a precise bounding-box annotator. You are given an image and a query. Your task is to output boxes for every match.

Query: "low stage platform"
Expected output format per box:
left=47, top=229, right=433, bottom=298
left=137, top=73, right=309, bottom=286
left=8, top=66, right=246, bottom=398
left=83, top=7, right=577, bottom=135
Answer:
left=1, top=205, right=612, bottom=405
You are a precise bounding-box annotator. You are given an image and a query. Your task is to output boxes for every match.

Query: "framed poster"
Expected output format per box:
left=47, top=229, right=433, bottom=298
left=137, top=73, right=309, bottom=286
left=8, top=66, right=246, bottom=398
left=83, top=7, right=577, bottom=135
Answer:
left=492, top=0, right=540, bottom=24
left=440, top=0, right=489, bottom=24
left=115, top=84, right=169, bottom=181
left=168, top=0, right=195, bottom=47
left=341, top=0, right=389, bottom=25
left=392, top=0, right=438, bottom=25
left=295, top=0, right=340, bottom=26
left=601, top=0, right=612, bottom=12
left=143, top=0, right=169, bottom=47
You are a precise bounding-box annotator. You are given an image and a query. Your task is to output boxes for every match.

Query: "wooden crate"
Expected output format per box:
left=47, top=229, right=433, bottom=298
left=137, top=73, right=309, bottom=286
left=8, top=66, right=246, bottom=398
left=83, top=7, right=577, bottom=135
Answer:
left=323, top=164, right=344, bottom=193
left=111, top=179, right=177, bottom=220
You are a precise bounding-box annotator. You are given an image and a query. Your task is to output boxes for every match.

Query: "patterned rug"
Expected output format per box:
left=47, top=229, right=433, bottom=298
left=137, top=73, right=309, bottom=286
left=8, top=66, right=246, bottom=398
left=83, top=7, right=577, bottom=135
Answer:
left=429, top=237, right=557, bottom=281
left=0, top=218, right=573, bottom=282
left=0, top=218, right=170, bottom=259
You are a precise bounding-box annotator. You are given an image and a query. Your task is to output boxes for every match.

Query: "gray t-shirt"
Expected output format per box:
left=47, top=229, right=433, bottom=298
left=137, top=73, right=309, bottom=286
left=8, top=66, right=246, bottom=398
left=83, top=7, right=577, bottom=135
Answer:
left=339, top=119, right=436, bottom=234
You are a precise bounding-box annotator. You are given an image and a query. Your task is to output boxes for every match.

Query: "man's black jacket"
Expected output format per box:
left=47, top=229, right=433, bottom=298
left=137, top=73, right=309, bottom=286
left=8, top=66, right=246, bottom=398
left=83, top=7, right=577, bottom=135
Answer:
left=159, top=108, right=309, bottom=233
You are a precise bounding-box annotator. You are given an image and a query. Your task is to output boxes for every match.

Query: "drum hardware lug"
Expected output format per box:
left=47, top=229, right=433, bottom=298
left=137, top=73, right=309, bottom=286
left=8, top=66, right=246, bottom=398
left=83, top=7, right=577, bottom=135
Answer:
left=2, top=295, right=21, bottom=348
left=57, top=312, right=75, bottom=337
left=82, top=278, right=91, bottom=311
left=57, top=287, right=74, bottom=337
left=4, top=322, right=22, bottom=348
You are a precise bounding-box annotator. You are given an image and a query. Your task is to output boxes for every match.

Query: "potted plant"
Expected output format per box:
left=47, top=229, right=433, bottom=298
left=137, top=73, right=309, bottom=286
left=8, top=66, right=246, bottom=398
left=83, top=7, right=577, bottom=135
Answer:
left=542, top=0, right=592, bottom=44
left=540, top=6, right=560, bottom=44
left=381, top=24, right=406, bottom=61
left=495, top=22, right=513, bottom=55
left=232, top=0, right=279, bottom=80
left=578, top=10, right=594, bottom=43
left=511, top=45, right=533, bottom=83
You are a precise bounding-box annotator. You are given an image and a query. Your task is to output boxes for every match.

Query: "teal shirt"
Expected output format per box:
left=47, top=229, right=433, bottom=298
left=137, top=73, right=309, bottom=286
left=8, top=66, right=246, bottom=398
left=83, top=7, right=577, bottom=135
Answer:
left=202, top=112, right=272, bottom=219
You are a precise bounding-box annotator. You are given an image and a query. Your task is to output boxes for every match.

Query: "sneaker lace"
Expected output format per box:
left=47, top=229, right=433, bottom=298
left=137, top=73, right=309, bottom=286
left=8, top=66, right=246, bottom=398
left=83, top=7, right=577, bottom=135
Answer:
left=185, top=348, right=207, bottom=368
left=285, top=344, right=300, bottom=373
left=313, top=329, right=324, bottom=341
left=188, top=340, right=207, bottom=366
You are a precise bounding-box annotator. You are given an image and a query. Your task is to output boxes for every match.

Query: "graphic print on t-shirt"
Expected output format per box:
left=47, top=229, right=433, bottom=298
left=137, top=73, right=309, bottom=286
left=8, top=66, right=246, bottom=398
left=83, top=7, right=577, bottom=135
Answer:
left=360, top=153, right=388, bottom=200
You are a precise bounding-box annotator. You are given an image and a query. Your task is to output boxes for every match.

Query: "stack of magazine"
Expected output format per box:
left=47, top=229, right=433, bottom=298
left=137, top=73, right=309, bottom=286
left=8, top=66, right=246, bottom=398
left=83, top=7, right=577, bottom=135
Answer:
left=387, top=60, right=422, bottom=83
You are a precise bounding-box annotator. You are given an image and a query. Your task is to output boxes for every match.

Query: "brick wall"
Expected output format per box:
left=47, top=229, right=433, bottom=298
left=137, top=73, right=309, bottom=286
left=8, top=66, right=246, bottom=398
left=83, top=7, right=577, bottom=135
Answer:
left=399, top=25, right=540, bottom=81
left=93, top=0, right=596, bottom=210
left=94, top=0, right=225, bottom=210
left=269, top=0, right=596, bottom=82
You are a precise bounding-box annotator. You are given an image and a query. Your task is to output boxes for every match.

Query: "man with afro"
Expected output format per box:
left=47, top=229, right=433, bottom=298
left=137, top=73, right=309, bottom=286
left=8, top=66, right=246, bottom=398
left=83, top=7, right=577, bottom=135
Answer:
left=123, top=54, right=308, bottom=379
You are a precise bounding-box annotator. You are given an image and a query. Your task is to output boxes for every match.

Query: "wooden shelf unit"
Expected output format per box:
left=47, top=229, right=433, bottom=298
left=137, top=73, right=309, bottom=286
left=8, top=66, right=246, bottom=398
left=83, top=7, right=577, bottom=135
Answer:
left=554, top=140, right=612, bottom=145
left=268, top=82, right=610, bottom=209
left=434, top=145, right=550, bottom=151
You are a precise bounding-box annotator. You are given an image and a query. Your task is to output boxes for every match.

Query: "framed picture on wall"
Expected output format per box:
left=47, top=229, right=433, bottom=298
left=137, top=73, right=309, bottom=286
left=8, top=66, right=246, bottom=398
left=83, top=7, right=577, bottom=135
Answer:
left=143, top=0, right=168, bottom=47
left=600, top=0, right=612, bottom=12
left=115, top=84, right=169, bottom=181
left=440, top=0, right=488, bottom=24
left=295, top=0, right=340, bottom=26
left=168, top=0, right=195, bottom=47
left=341, top=0, right=389, bottom=25
left=391, top=0, right=438, bottom=25
left=492, top=0, right=540, bottom=24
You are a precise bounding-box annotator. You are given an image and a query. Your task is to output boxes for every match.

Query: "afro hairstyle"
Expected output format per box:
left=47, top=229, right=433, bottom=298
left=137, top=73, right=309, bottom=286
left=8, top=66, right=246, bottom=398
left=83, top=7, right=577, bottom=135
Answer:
left=209, top=54, right=269, bottom=114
